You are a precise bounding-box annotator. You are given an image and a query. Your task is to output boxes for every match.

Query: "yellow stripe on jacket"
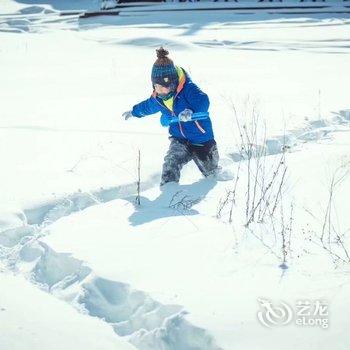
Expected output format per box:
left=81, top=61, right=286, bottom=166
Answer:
left=162, top=66, right=186, bottom=112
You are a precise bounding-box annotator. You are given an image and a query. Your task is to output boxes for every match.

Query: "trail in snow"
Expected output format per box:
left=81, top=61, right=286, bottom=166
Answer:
left=0, top=178, right=222, bottom=349
left=7, top=108, right=347, bottom=229
left=229, top=109, right=350, bottom=160
left=20, top=174, right=159, bottom=226
left=0, top=226, right=221, bottom=349
left=1, top=2, right=349, bottom=347
left=0, top=109, right=348, bottom=349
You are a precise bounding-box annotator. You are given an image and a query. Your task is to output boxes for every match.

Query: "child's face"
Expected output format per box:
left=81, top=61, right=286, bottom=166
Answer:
left=154, top=84, right=171, bottom=96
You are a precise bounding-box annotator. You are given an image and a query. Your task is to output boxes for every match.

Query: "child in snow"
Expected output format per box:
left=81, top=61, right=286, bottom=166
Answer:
left=122, top=47, right=219, bottom=186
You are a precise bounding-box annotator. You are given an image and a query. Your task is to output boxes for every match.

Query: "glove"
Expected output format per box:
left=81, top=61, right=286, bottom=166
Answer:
left=122, top=110, right=134, bottom=120
left=178, top=109, right=193, bottom=122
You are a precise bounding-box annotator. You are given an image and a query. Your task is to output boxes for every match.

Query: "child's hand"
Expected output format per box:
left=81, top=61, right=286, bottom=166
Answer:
left=122, top=110, right=134, bottom=120
left=178, top=109, right=193, bottom=122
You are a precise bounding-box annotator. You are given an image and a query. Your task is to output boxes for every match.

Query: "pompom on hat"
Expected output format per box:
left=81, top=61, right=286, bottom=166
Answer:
left=151, top=47, right=178, bottom=89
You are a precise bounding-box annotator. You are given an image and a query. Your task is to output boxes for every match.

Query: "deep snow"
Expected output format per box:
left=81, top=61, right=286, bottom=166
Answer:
left=1, top=1, right=350, bottom=349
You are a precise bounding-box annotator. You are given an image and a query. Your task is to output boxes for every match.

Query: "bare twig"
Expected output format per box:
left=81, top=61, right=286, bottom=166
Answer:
left=136, top=150, right=141, bottom=206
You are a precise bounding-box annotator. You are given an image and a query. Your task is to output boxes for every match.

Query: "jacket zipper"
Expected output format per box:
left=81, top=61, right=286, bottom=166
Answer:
left=153, top=94, right=186, bottom=138
left=153, top=93, right=206, bottom=137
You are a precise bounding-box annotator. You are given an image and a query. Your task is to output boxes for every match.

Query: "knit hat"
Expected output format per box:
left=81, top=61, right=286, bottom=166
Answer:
left=151, top=47, right=178, bottom=89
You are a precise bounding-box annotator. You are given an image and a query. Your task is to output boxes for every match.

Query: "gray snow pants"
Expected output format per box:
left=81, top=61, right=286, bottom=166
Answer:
left=161, top=137, right=219, bottom=185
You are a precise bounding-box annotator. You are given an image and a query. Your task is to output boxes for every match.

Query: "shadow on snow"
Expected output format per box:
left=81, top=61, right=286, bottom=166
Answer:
left=127, top=178, right=217, bottom=226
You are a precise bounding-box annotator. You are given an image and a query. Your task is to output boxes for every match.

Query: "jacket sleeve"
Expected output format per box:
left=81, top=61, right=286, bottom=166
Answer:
left=132, top=96, right=161, bottom=118
left=184, top=81, right=210, bottom=113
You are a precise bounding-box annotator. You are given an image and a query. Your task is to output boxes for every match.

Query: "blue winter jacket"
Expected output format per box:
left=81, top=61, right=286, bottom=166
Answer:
left=131, top=67, right=214, bottom=144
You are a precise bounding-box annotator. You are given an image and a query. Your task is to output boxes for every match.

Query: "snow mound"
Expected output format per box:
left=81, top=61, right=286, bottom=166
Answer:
left=18, top=5, right=56, bottom=15
left=129, top=311, right=222, bottom=350
left=0, top=222, right=221, bottom=350
left=23, top=173, right=160, bottom=226
left=229, top=110, right=350, bottom=160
